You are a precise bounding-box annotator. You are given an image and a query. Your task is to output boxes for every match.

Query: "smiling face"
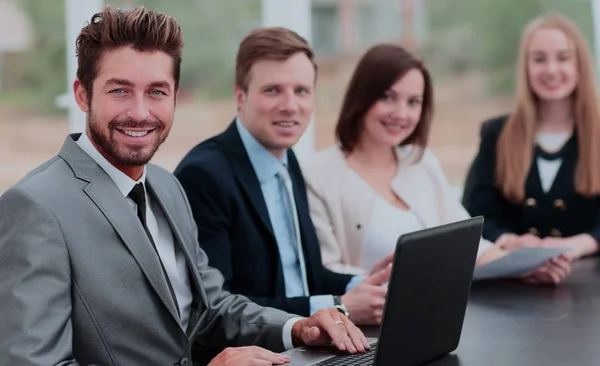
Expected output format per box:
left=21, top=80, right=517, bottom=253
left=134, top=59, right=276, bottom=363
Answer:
left=74, top=46, right=176, bottom=177
left=235, top=52, right=315, bottom=159
left=359, top=68, right=425, bottom=148
left=527, top=27, right=578, bottom=101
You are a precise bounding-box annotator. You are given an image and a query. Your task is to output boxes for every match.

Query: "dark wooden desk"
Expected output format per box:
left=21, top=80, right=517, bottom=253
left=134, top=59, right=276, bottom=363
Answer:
left=362, top=257, right=600, bottom=365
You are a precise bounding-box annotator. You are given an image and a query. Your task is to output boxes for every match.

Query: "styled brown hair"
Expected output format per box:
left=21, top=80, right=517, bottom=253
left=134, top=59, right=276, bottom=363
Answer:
left=335, top=43, right=434, bottom=160
left=235, top=27, right=317, bottom=91
left=75, top=6, right=183, bottom=101
left=496, top=13, right=600, bottom=203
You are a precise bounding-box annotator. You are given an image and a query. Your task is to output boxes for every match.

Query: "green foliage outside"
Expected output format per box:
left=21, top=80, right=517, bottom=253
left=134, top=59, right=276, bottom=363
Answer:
left=422, top=0, right=595, bottom=96
left=3, top=0, right=598, bottom=114
left=5, top=0, right=260, bottom=114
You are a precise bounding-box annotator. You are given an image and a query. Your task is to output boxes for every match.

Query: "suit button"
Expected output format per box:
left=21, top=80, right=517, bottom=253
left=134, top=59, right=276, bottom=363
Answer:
left=528, top=227, right=539, bottom=236
left=554, top=199, right=566, bottom=211
left=356, top=223, right=361, bottom=230
left=525, top=198, right=536, bottom=207
left=180, top=357, right=189, bottom=365
left=550, top=229, right=562, bottom=237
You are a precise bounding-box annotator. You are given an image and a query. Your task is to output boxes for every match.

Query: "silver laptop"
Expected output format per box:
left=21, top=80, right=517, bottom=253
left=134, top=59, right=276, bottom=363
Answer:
left=282, top=217, right=483, bottom=366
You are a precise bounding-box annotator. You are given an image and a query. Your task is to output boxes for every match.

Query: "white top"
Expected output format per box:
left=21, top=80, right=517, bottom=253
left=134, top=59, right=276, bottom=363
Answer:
left=535, top=132, right=570, bottom=193
left=76, top=133, right=192, bottom=330
left=362, top=196, right=425, bottom=271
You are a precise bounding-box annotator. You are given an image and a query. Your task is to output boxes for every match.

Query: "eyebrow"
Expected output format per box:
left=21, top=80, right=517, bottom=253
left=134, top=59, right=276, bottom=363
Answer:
left=261, top=82, right=313, bottom=90
left=530, top=49, right=573, bottom=55
left=105, top=78, right=134, bottom=87
left=104, top=78, right=172, bottom=92
left=387, top=88, right=423, bottom=98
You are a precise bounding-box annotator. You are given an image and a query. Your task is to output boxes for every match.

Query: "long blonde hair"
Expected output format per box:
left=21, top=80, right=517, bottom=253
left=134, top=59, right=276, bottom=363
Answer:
left=496, top=13, right=600, bottom=203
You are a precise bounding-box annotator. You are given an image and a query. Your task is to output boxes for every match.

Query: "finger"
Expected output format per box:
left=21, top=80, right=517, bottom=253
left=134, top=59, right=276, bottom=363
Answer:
left=523, top=271, right=543, bottom=285
left=373, top=285, right=388, bottom=296
left=329, top=315, right=355, bottom=353
left=536, top=270, right=557, bottom=285
left=343, top=318, right=367, bottom=353
left=250, top=358, right=286, bottom=366
left=363, top=264, right=392, bottom=286
left=338, top=322, right=357, bottom=354
left=548, top=263, right=568, bottom=284
left=319, top=315, right=347, bottom=351
left=548, top=270, right=561, bottom=285
left=374, top=295, right=386, bottom=310
left=381, top=252, right=395, bottom=265
left=548, top=259, right=570, bottom=278
left=550, top=261, right=570, bottom=279
left=302, top=326, right=328, bottom=347
left=555, top=257, right=572, bottom=272
left=348, top=318, right=370, bottom=350
left=248, top=346, right=291, bottom=364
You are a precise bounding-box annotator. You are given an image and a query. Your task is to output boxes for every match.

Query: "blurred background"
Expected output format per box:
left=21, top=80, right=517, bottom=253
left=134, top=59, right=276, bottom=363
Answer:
left=0, top=0, right=596, bottom=195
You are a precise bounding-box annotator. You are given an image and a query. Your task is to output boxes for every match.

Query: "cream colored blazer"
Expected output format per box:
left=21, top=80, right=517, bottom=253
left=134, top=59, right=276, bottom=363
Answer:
left=302, top=145, right=492, bottom=275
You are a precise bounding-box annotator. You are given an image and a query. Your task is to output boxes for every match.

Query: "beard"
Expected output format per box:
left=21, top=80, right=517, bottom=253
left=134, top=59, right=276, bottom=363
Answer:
left=88, top=114, right=167, bottom=167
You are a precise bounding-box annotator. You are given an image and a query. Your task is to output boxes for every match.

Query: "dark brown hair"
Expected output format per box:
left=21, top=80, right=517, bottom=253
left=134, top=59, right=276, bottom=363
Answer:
left=335, top=43, right=434, bottom=159
left=75, top=6, right=183, bottom=101
left=235, top=27, right=317, bottom=91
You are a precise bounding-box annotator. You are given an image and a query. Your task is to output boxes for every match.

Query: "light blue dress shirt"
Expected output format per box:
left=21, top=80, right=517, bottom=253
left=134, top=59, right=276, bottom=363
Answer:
left=236, top=118, right=363, bottom=314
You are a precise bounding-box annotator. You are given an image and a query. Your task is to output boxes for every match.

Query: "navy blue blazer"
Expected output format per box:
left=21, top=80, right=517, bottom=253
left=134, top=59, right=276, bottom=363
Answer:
left=462, top=115, right=600, bottom=243
left=173, top=121, right=352, bottom=316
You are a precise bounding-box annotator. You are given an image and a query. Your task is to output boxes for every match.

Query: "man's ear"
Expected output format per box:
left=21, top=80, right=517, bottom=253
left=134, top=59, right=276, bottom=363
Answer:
left=73, top=79, right=89, bottom=112
left=234, top=84, right=247, bottom=113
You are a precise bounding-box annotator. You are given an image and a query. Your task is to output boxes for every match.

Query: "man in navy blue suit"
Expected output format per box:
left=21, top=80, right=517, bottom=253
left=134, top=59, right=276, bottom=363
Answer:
left=174, top=27, right=392, bottom=325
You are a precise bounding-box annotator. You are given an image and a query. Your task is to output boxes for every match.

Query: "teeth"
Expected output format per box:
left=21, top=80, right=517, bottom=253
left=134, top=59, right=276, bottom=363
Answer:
left=275, top=121, right=295, bottom=127
left=382, top=123, right=405, bottom=130
left=124, top=130, right=149, bottom=137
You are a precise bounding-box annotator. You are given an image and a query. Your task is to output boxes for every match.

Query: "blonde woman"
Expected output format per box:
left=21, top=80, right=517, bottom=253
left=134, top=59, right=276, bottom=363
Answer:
left=462, top=13, right=600, bottom=261
left=303, top=43, right=570, bottom=286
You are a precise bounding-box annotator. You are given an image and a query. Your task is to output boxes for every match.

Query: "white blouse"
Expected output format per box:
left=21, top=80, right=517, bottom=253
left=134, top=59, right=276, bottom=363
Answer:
left=362, top=196, right=425, bottom=271
left=350, top=169, right=427, bottom=271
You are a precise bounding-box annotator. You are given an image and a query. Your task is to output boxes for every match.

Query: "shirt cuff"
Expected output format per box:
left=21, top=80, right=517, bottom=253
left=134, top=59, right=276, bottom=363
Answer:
left=282, top=316, right=304, bottom=350
left=345, top=275, right=365, bottom=292
left=309, top=295, right=335, bottom=315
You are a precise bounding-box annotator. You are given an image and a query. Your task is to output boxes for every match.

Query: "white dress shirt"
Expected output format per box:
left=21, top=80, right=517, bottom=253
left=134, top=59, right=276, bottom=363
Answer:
left=76, top=133, right=193, bottom=330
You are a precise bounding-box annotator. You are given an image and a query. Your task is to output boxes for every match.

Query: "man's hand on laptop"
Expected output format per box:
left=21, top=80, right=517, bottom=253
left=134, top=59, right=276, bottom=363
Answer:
left=291, top=308, right=371, bottom=354
left=208, top=346, right=291, bottom=365
left=341, top=264, right=391, bottom=325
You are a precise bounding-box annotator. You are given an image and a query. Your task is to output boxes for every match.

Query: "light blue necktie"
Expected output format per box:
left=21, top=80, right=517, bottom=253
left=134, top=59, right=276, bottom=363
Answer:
left=276, top=165, right=310, bottom=296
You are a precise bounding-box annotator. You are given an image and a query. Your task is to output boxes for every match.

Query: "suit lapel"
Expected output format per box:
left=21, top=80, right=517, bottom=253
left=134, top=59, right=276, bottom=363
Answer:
left=287, top=152, right=314, bottom=263
left=146, top=175, right=197, bottom=279
left=220, top=122, right=276, bottom=239
left=58, top=134, right=181, bottom=325
left=145, top=172, right=206, bottom=337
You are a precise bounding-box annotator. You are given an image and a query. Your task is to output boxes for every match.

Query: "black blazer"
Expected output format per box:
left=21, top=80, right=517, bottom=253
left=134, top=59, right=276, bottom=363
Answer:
left=462, top=115, right=600, bottom=243
left=173, top=121, right=353, bottom=317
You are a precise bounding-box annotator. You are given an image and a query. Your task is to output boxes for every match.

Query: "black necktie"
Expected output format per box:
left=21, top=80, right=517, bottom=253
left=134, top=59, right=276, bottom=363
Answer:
left=128, top=183, right=180, bottom=317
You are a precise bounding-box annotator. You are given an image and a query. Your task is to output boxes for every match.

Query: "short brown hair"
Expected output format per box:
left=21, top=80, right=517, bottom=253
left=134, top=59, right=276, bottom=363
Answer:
left=235, top=27, right=317, bottom=91
left=336, top=44, right=434, bottom=160
left=75, top=6, right=183, bottom=100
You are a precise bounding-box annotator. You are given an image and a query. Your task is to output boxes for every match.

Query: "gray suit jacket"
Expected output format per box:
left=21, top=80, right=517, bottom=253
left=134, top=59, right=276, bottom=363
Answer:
left=0, top=134, right=295, bottom=366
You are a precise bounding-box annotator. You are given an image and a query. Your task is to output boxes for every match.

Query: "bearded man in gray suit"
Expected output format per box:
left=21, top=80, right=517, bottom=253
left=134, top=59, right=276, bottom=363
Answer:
left=0, top=6, right=370, bottom=366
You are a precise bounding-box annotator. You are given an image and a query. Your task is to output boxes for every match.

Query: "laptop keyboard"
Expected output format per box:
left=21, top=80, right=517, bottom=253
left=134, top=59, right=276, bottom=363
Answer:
left=314, top=345, right=376, bottom=366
